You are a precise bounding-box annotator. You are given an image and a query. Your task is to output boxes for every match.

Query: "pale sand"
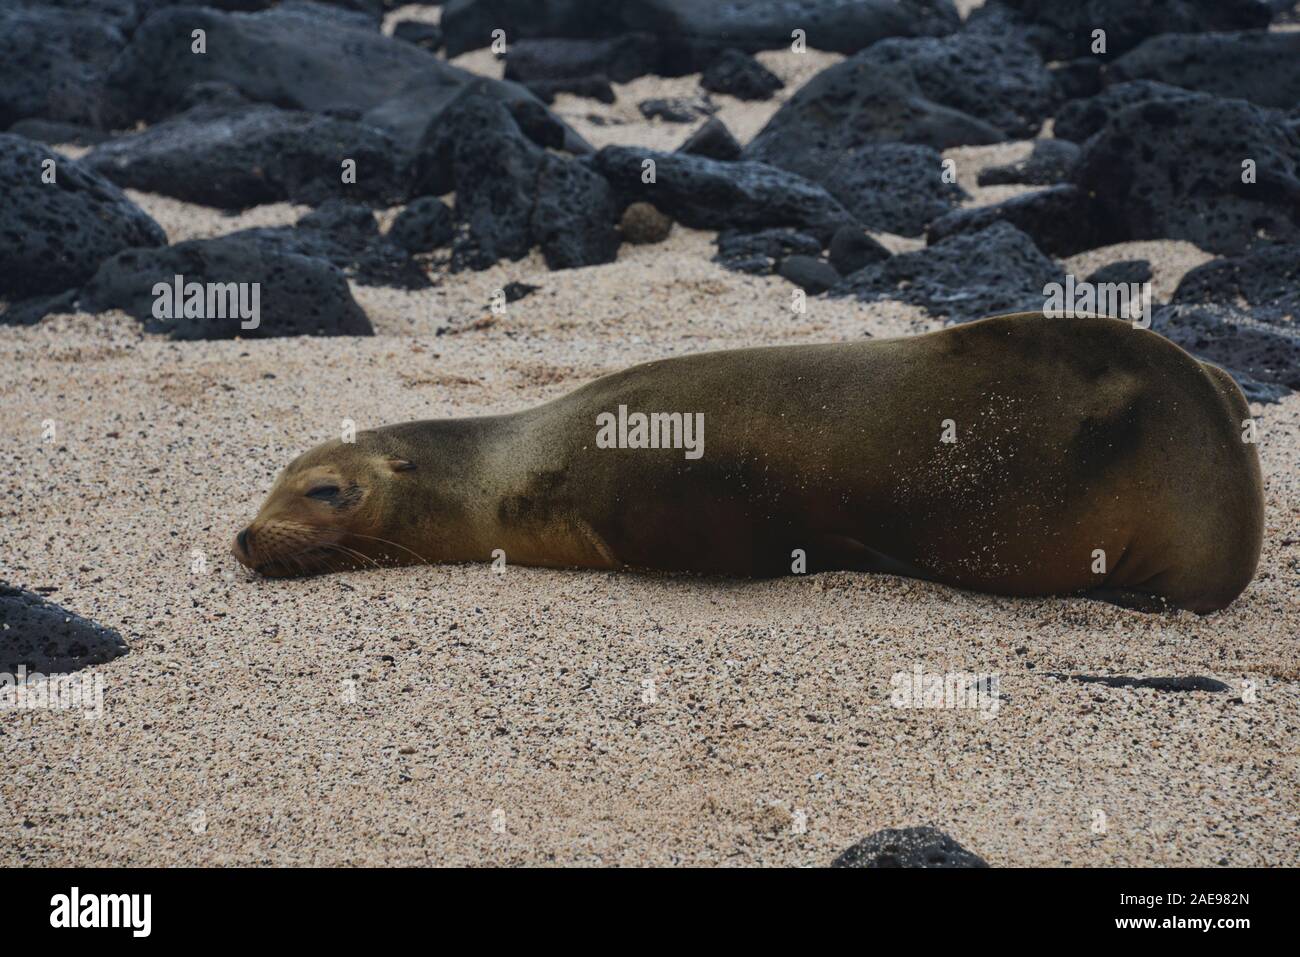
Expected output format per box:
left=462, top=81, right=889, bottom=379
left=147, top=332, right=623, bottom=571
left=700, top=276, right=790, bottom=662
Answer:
left=2, top=30, right=1298, bottom=868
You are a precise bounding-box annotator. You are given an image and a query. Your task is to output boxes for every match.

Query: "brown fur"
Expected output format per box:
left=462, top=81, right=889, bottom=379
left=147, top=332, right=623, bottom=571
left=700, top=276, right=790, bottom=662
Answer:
left=234, top=313, right=1264, bottom=612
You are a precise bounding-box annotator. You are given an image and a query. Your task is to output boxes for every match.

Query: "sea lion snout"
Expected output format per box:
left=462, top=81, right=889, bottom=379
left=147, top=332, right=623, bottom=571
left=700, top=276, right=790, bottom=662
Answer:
left=232, top=525, right=278, bottom=573
left=231, top=513, right=350, bottom=577
left=231, top=520, right=281, bottom=574
left=233, top=527, right=253, bottom=564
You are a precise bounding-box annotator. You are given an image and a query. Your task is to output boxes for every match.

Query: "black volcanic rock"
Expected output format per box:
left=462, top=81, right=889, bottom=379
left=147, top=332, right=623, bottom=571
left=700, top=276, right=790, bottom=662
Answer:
left=1106, top=31, right=1300, bottom=110
left=508, top=99, right=567, bottom=149
left=831, top=222, right=1064, bottom=323
left=363, top=69, right=589, bottom=158
left=504, top=34, right=663, bottom=84
left=0, top=585, right=129, bottom=674
left=79, top=233, right=374, bottom=339
left=813, top=143, right=967, bottom=237
left=7, top=0, right=154, bottom=36
left=1049, top=57, right=1103, bottom=101
left=502, top=281, right=539, bottom=303
left=390, top=197, right=455, bottom=253
left=700, top=49, right=784, bottom=101
left=0, top=134, right=165, bottom=300
left=442, top=96, right=542, bottom=269
left=595, top=146, right=855, bottom=243
left=412, top=86, right=505, bottom=195
left=441, top=0, right=626, bottom=58
left=523, top=77, right=616, bottom=105
left=0, top=290, right=79, bottom=327
left=41, top=0, right=385, bottom=33
left=271, top=0, right=385, bottom=29
left=413, top=94, right=618, bottom=271
left=412, top=87, right=509, bottom=196
left=1151, top=304, right=1299, bottom=401
left=855, top=31, right=1057, bottom=139
left=449, top=121, right=535, bottom=269
left=1162, top=243, right=1300, bottom=398
left=1052, top=80, right=1194, bottom=143
left=778, top=255, right=839, bottom=294
left=1085, top=259, right=1152, bottom=287
left=1071, top=92, right=1300, bottom=254
left=744, top=52, right=1013, bottom=232
left=832, top=827, right=988, bottom=868
left=677, top=117, right=742, bottom=161
left=977, top=139, right=1080, bottom=187
left=624, top=0, right=963, bottom=57
left=926, top=185, right=1101, bottom=257
left=83, top=104, right=407, bottom=209
left=108, top=3, right=588, bottom=157
left=974, top=0, right=1273, bottom=61
left=828, top=225, right=891, bottom=275
left=942, top=92, right=1300, bottom=257
left=530, top=154, right=621, bottom=270
left=175, top=80, right=253, bottom=112
left=746, top=57, right=1003, bottom=172
left=5, top=120, right=113, bottom=147
left=1174, top=243, right=1300, bottom=323
left=109, top=3, right=427, bottom=121
left=715, top=227, right=822, bottom=275
left=0, top=5, right=126, bottom=130
left=392, top=19, right=443, bottom=50
left=1268, top=0, right=1300, bottom=20
left=237, top=201, right=430, bottom=288
left=441, top=0, right=962, bottom=60
left=638, top=95, right=716, bottom=123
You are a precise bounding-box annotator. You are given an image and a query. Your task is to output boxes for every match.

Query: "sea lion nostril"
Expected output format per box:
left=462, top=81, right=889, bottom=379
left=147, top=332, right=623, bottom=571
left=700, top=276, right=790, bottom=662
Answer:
left=237, top=528, right=251, bottom=554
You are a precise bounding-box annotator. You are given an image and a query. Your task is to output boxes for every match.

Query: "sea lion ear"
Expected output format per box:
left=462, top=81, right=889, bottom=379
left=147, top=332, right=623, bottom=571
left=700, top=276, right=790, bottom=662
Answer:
left=385, top=457, right=416, bottom=472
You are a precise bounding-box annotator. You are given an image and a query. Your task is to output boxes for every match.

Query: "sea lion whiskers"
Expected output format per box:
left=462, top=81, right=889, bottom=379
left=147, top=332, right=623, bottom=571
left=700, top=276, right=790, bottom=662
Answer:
left=271, top=544, right=345, bottom=579
left=344, top=532, right=435, bottom=567
left=319, top=541, right=382, bottom=570
left=307, top=547, right=356, bottom=577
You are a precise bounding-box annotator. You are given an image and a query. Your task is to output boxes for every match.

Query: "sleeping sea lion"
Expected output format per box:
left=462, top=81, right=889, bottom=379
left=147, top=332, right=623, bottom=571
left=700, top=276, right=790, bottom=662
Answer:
left=232, top=313, right=1264, bottom=612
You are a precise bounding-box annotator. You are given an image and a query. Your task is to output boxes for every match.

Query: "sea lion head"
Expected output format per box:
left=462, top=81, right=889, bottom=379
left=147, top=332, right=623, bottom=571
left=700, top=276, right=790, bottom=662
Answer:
left=232, top=434, right=419, bottom=577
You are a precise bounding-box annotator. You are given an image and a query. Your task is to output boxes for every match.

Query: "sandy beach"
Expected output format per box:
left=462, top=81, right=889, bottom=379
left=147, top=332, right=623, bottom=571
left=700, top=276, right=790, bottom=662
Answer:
left=2, top=3, right=1298, bottom=867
